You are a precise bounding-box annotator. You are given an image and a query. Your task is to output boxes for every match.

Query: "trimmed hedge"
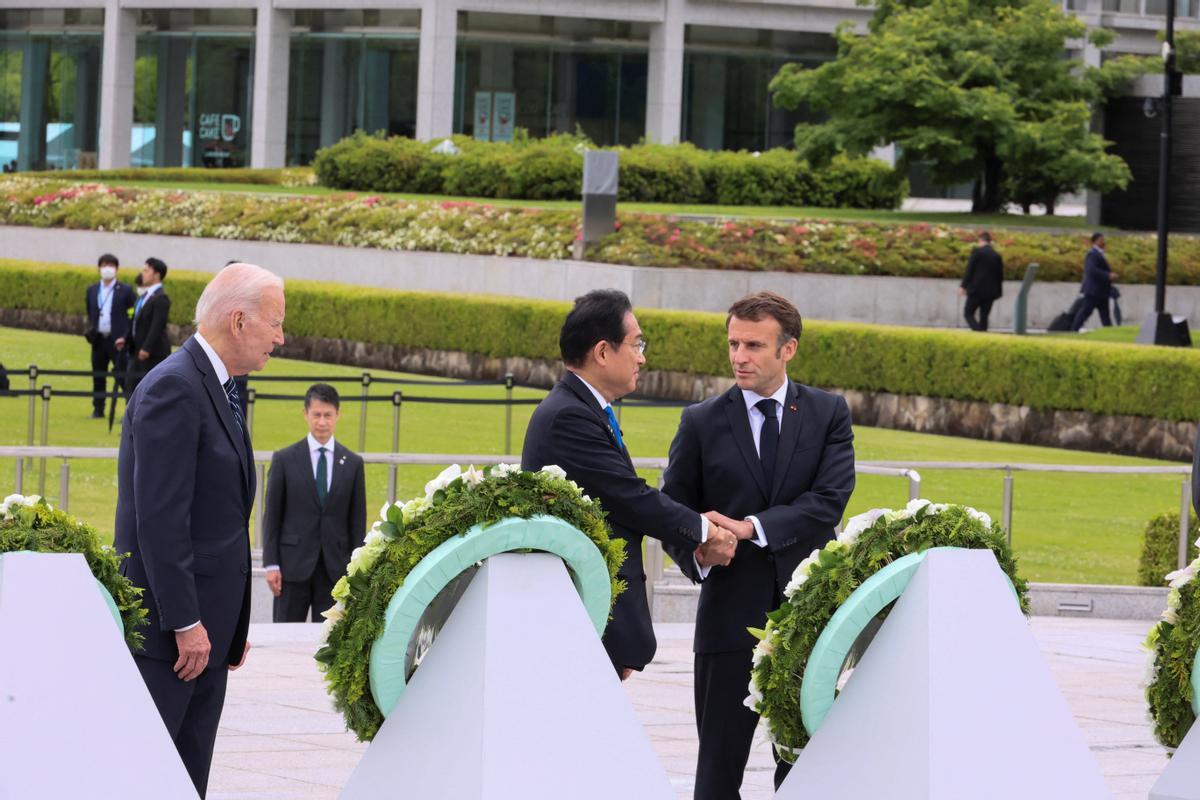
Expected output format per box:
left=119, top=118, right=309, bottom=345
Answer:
left=7, top=177, right=1200, bottom=283
left=5, top=258, right=1200, bottom=423
left=312, top=132, right=908, bottom=210
left=1138, top=512, right=1200, bottom=586
left=26, top=167, right=316, bottom=187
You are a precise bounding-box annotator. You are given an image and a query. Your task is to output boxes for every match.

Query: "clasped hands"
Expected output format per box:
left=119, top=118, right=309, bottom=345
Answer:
left=694, top=510, right=756, bottom=568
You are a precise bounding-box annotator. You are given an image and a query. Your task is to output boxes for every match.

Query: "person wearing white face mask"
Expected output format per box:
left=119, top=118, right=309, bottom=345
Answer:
left=84, top=253, right=136, bottom=419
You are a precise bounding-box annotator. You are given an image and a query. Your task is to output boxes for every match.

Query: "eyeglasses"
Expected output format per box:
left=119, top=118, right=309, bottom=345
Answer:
left=613, top=337, right=647, bottom=355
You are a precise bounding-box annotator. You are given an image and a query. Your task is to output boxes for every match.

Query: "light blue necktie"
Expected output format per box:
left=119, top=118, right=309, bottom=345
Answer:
left=604, top=406, right=624, bottom=451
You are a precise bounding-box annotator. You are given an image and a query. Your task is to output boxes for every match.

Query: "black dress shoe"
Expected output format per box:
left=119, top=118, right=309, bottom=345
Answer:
left=90, top=410, right=105, bottom=419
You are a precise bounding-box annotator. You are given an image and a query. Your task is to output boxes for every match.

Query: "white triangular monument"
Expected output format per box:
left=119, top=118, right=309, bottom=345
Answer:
left=779, top=548, right=1112, bottom=799
left=1151, top=717, right=1200, bottom=800
left=341, top=553, right=674, bottom=799
left=0, top=552, right=199, bottom=798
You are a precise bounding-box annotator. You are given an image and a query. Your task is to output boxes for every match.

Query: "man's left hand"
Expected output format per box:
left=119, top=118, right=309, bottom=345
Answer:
left=137, top=349, right=149, bottom=362
left=703, top=510, right=755, bottom=541
left=114, top=337, right=125, bottom=350
left=229, top=641, right=251, bottom=671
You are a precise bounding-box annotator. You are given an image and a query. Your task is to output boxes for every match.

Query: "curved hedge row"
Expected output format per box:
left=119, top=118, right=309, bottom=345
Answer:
left=4, top=258, right=1200, bottom=422
left=312, top=132, right=908, bottom=210
left=32, top=167, right=316, bottom=187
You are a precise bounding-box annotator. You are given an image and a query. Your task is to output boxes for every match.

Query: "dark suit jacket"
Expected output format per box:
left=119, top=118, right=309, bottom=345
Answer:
left=85, top=280, right=135, bottom=342
left=132, top=288, right=172, bottom=364
left=1081, top=248, right=1113, bottom=298
left=262, top=438, right=367, bottom=583
left=114, top=336, right=255, bottom=667
left=961, top=245, right=1004, bottom=300
left=662, top=382, right=855, bottom=654
left=522, top=371, right=704, bottom=669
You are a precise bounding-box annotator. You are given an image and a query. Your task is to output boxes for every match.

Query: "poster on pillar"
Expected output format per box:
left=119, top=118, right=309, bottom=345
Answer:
left=474, top=92, right=493, bottom=142
left=492, top=93, right=515, bottom=142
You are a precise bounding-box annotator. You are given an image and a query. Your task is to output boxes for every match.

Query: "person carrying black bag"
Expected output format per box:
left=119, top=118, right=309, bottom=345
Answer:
left=959, top=232, right=1004, bottom=331
left=84, top=254, right=135, bottom=418
left=1071, top=233, right=1117, bottom=331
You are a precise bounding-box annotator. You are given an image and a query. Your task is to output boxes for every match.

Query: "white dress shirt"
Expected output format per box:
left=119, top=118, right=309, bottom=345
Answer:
left=96, top=279, right=115, bottom=335
left=174, top=331, right=232, bottom=633
left=309, top=433, right=335, bottom=491
left=741, top=381, right=790, bottom=550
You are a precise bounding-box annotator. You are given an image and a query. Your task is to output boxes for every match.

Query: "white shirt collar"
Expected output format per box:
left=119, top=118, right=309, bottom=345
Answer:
left=193, top=331, right=231, bottom=386
left=571, top=372, right=611, bottom=411
left=742, top=380, right=789, bottom=416
left=143, top=282, right=163, bottom=297
left=308, top=433, right=335, bottom=453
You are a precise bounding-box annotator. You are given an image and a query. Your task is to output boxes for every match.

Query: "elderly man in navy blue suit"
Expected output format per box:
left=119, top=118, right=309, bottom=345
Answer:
left=114, top=262, right=286, bottom=797
left=1071, top=232, right=1117, bottom=331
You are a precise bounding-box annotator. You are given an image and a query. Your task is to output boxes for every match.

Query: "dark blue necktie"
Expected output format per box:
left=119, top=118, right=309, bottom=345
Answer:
left=604, top=406, right=624, bottom=451
left=756, top=398, right=779, bottom=492
left=223, top=378, right=246, bottom=440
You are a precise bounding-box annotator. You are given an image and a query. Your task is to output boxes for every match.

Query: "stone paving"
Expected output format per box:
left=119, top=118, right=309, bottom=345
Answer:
left=209, top=617, right=1166, bottom=799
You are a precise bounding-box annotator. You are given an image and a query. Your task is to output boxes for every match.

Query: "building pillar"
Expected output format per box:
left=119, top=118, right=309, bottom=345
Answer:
left=250, top=0, right=290, bottom=168
left=645, top=0, right=685, bottom=144
left=98, top=0, right=136, bottom=169
left=72, top=45, right=101, bottom=160
left=17, top=39, right=49, bottom=171
left=415, top=0, right=458, bottom=141
left=154, top=38, right=188, bottom=167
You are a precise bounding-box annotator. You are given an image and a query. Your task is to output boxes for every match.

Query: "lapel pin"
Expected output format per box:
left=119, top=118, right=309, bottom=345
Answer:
left=789, top=404, right=798, bottom=412
left=339, top=456, right=346, bottom=465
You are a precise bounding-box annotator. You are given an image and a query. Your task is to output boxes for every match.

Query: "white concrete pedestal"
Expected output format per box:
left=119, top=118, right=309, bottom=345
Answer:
left=1151, top=716, right=1200, bottom=800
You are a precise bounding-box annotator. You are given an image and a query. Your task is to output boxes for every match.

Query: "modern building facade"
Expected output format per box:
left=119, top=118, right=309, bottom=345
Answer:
left=0, top=0, right=1196, bottom=172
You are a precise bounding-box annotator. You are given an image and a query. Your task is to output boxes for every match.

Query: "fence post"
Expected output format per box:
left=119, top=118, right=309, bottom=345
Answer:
left=59, top=459, right=70, bottom=513
left=1014, top=263, right=1039, bottom=335
left=26, top=364, right=37, bottom=476
left=359, top=372, right=372, bottom=453
left=1001, top=469, right=1014, bottom=546
left=388, top=391, right=402, bottom=505
left=14, top=452, right=23, bottom=494
left=907, top=470, right=922, bottom=503
left=1180, top=478, right=1192, bottom=570
left=504, top=373, right=514, bottom=455
left=245, top=388, right=256, bottom=438
left=38, top=385, right=51, bottom=496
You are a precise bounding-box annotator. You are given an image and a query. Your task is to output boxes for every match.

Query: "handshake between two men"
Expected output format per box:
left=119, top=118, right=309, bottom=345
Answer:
left=693, top=511, right=756, bottom=568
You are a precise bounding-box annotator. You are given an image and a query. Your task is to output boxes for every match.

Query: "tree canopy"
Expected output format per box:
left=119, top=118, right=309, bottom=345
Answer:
left=770, top=0, right=1154, bottom=213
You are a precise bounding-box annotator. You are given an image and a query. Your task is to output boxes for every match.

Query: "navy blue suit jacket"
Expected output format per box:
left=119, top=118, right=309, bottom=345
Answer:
left=114, top=336, right=254, bottom=666
left=662, top=382, right=855, bottom=653
left=1081, top=248, right=1113, bottom=298
left=521, top=371, right=704, bottom=670
left=85, top=280, right=135, bottom=342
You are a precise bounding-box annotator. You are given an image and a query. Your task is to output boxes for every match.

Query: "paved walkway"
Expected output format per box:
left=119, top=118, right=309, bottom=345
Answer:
left=210, top=618, right=1165, bottom=799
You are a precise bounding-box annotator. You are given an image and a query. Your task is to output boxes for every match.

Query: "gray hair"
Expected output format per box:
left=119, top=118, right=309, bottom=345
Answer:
left=194, top=263, right=284, bottom=330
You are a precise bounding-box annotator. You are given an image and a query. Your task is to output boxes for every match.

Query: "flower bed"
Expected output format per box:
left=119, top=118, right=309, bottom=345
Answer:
left=4, top=176, right=1200, bottom=283
left=0, top=494, right=148, bottom=649
left=749, top=500, right=1028, bottom=759
left=316, top=463, right=625, bottom=741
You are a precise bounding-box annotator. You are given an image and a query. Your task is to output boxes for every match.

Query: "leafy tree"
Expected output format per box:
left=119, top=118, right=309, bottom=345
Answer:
left=770, top=0, right=1153, bottom=213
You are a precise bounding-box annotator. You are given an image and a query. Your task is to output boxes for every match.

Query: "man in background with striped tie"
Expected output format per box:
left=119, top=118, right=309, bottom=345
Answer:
left=114, top=262, right=286, bottom=798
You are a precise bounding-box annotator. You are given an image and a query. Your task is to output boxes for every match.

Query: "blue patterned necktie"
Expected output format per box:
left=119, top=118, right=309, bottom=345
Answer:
left=604, top=406, right=624, bottom=451
left=756, top=398, right=779, bottom=491
left=223, top=378, right=246, bottom=440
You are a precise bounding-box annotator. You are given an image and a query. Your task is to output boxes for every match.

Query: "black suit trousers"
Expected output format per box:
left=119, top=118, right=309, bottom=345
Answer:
left=1071, top=294, right=1112, bottom=331
left=135, top=655, right=230, bottom=799
left=694, top=649, right=791, bottom=800
left=89, top=337, right=120, bottom=413
left=963, top=294, right=994, bottom=332
left=273, top=553, right=336, bottom=622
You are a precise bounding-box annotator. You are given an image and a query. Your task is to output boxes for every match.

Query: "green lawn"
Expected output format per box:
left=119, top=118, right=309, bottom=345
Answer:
left=1, top=325, right=1184, bottom=586
left=74, top=178, right=1096, bottom=231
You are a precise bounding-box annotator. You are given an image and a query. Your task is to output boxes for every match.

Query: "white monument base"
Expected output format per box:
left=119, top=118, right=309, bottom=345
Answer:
left=1151, top=717, right=1200, bottom=800
left=340, top=552, right=674, bottom=799
left=779, top=548, right=1112, bottom=800
left=0, top=552, right=198, bottom=798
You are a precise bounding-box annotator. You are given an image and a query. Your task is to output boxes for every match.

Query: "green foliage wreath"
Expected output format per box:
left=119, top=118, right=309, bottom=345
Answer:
left=1143, top=545, right=1200, bottom=748
left=749, top=500, right=1029, bottom=759
left=315, top=464, right=626, bottom=741
left=0, top=494, right=148, bottom=650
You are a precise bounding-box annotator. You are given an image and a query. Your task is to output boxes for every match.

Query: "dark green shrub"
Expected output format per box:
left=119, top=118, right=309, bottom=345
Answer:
left=700, top=150, right=805, bottom=206
left=819, top=154, right=909, bottom=210
left=508, top=141, right=582, bottom=200
left=313, top=132, right=445, bottom=193
left=617, top=143, right=706, bottom=204
left=1138, top=512, right=1200, bottom=586
left=442, top=146, right=516, bottom=198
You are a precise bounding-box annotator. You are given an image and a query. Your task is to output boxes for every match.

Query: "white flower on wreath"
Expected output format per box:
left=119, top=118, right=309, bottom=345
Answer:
left=402, top=497, right=430, bottom=524
left=424, top=464, right=463, bottom=499
left=1141, top=645, right=1159, bottom=690
left=463, top=465, right=485, bottom=489
left=1165, top=564, right=1196, bottom=590
left=539, top=464, right=568, bottom=481
left=1, top=494, right=42, bottom=518
left=744, top=672, right=764, bottom=711
left=491, top=462, right=522, bottom=478
left=784, top=548, right=823, bottom=599
left=752, top=637, right=775, bottom=667
left=838, top=508, right=885, bottom=546
left=965, top=507, right=993, bottom=529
